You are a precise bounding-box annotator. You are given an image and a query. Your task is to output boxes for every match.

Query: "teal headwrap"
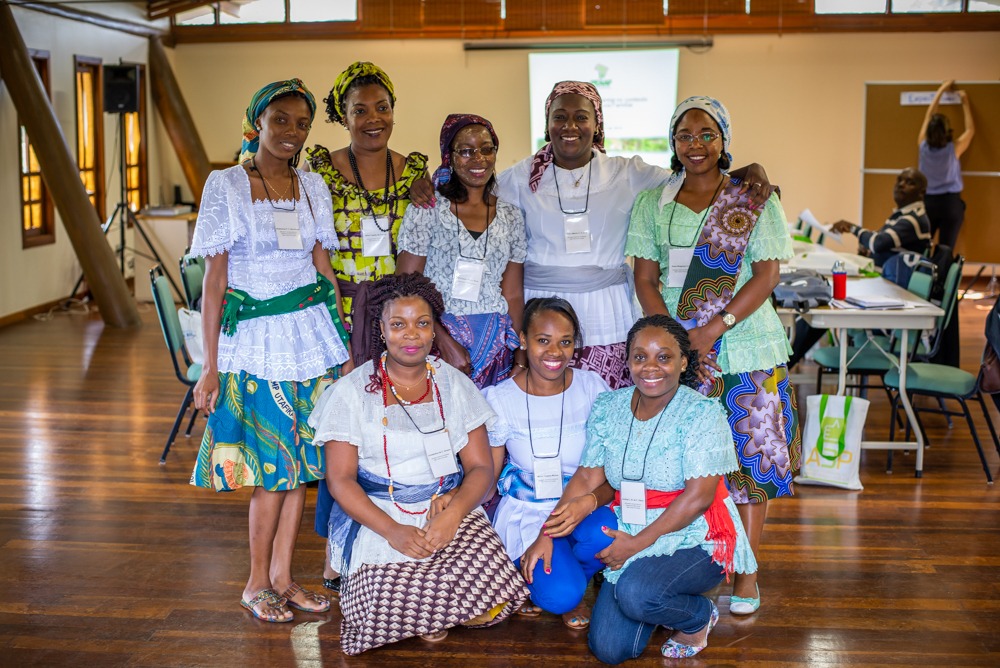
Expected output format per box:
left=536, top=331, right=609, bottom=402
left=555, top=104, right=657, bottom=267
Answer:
left=240, top=78, right=317, bottom=163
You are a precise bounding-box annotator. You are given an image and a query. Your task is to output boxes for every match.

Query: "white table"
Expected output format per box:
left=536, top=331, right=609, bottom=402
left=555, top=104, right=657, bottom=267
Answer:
left=780, top=277, right=944, bottom=477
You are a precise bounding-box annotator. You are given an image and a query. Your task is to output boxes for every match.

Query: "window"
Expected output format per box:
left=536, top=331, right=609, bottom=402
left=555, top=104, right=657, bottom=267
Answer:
left=19, top=50, right=54, bottom=249
left=815, top=0, right=886, bottom=12
left=969, top=0, right=1000, bottom=10
left=124, top=64, right=148, bottom=213
left=74, top=56, right=105, bottom=220
left=290, top=0, right=358, bottom=22
left=219, top=0, right=286, bottom=24
left=892, top=0, right=961, bottom=11
left=175, top=1, right=358, bottom=25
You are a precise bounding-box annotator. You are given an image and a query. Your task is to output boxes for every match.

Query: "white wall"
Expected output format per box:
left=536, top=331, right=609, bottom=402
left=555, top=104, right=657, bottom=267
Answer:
left=0, top=5, right=170, bottom=320
left=3, top=21, right=999, bottom=319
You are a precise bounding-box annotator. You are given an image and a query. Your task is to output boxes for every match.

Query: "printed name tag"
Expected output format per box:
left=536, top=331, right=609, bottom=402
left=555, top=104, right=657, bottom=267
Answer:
left=532, top=456, right=563, bottom=500
left=564, top=213, right=592, bottom=254
left=667, top=248, right=695, bottom=287
left=273, top=211, right=303, bottom=250
left=361, top=216, right=392, bottom=257
left=452, top=257, right=485, bottom=302
left=619, top=480, right=648, bottom=525
left=423, top=429, right=459, bottom=477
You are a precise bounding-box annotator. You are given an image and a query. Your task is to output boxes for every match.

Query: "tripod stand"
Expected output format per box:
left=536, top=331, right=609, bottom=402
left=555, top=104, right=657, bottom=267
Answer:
left=68, top=113, right=183, bottom=304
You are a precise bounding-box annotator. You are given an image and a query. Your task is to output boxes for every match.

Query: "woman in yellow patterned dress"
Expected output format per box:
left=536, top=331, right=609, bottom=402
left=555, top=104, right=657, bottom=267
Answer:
left=305, top=61, right=433, bottom=594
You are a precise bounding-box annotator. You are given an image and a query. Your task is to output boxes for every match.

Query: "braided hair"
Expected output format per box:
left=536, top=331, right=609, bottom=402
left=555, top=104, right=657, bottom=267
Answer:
left=624, top=314, right=700, bottom=389
left=363, top=273, right=447, bottom=393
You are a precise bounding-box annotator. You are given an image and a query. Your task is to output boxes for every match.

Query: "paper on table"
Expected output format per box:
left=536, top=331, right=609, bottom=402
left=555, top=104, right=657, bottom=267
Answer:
left=798, top=208, right=842, bottom=242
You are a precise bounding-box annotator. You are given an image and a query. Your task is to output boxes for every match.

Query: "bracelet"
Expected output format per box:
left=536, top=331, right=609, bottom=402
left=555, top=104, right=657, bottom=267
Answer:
left=587, top=491, right=599, bottom=512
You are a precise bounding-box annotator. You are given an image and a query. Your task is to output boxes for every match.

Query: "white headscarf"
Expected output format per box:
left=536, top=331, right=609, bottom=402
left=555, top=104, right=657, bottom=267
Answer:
left=658, top=96, right=734, bottom=209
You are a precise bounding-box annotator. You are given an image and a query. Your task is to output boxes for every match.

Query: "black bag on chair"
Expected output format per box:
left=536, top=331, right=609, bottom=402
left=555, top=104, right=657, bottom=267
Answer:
left=773, top=270, right=832, bottom=313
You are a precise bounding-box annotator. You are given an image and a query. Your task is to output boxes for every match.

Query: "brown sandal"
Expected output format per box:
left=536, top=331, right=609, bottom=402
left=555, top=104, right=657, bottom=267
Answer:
left=240, top=589, right=292, bottom=623
left=517, top=603, right=543, bottom=617
left=562, top=604, right=591, bottom=630
left=420, top=630, right=449, bottom=642
left=280, top=582, right=331, bottom=613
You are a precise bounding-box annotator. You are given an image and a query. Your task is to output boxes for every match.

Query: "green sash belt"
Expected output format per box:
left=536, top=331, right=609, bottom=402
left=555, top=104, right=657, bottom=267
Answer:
left=220, top=273, right=349, bottom=347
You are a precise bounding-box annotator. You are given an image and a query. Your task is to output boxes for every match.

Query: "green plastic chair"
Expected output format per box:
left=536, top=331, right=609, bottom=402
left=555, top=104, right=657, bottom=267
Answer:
left=150, top=265, right=203, bottom=464
left=179, top=254, right=205, bottom=311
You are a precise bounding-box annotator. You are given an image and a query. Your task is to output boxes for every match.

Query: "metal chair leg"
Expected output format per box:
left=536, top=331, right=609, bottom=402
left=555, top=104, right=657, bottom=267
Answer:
left=938, top=397, right=953, bottom=428
left=161, top=386, right=193, bottom=465
left=975, top=392, right=1000, bottom=460
left=184, top=407, right=199, bottom=437
left=958, top=397, right=993, bottom=484
left=887, top=391, right=900, bottom=473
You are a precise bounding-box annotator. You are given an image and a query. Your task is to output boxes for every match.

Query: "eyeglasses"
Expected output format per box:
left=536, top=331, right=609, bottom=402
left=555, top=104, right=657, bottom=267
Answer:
left=452, top=146, right=498, bottom=159
left=673, top=132, right=721, bottom=145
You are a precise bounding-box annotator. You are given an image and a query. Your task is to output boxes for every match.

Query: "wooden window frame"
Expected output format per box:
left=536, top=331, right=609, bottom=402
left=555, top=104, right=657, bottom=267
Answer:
left=122, top=62, right=149, bottom=215
left=19, top=49, right=55, bottom=249
left=74, top=55, right=105, bottom=221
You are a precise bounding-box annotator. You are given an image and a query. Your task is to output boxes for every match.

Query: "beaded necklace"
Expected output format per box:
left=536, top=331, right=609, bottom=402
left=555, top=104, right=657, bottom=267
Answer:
left=378, top=353, right=445, bottom=515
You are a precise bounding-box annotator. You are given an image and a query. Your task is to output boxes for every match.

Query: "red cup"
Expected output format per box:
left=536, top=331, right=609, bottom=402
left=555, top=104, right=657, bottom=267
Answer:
left=832, top=271, right=847, bottom=301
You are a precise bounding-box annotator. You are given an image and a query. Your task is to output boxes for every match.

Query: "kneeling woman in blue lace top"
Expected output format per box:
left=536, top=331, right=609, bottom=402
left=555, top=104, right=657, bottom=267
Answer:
left=548, top=314, right=757, bottom=663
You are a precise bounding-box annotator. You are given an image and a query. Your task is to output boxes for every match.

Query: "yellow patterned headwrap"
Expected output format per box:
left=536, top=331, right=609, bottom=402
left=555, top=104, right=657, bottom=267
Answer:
left=324, top=61, right=395, bottom=126
left=239, top=78, right=316, bottom=163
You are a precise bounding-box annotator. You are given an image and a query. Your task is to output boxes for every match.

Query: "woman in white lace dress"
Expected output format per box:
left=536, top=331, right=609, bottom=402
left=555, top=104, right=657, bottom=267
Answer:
left=190, top=79, right=350, bottom=623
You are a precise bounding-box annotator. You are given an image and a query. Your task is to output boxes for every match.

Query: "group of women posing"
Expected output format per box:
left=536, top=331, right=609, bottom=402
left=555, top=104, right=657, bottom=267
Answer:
left=188, top=61, right=800, bottom=663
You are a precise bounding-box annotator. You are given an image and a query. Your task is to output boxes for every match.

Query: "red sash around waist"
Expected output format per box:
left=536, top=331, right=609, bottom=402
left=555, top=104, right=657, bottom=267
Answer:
left=611, top=479, right=737, bottom=575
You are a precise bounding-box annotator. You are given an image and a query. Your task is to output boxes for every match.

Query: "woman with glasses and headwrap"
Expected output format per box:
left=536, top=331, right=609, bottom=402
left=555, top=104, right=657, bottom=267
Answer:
left=396, top=113, right=527, bottom=390
left=627, top=96, right=800, bottom=619
left=492, top=82, right=772, bottom=391
left=190, top=78, right=350, bottom=623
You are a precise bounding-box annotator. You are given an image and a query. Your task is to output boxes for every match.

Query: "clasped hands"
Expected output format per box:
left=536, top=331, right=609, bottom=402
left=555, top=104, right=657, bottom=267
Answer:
left=385, top=489, right=460, bottom=560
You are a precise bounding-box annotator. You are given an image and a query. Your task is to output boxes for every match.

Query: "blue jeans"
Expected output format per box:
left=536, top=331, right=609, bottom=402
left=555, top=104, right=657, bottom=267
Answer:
left=587, top=548, right=725, bottom=665
left=514, top=506, right=616, bottom=614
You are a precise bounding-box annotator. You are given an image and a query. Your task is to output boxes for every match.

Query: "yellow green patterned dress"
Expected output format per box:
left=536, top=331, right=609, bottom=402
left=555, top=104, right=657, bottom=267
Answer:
left=305, top=146, right=428, bottom=322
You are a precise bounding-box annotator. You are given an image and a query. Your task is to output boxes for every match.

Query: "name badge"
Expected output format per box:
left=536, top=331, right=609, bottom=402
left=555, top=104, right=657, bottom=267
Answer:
left=619, top=480, right=648, bottom=526
left=361, top=216, right=392, bottom=257
left=273, top=211, right=303, bottom=250
left=423, top=429, right=459, bottom=477
left=563, top=213, right=592, bottom=254
left=667, top=248, right=695, bottom=287
left=452, top=257, right=485, bottom=302
left=532, top=456, right=563, bottom=500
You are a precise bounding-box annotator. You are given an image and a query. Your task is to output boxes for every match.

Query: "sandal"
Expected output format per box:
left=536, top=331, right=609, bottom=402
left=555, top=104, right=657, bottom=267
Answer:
left=517, top=603, right=542, bottom=617
left=280, top=582, right=331, bottom=613
left=661, top=601, right=719, bottom=659
left=323, top=577, right=341, bottom=598
left=420, top=630, right=449, bottom=642
left=562, top=604, right=590, bottom=630
left=240, top=589, right=292, bottom=623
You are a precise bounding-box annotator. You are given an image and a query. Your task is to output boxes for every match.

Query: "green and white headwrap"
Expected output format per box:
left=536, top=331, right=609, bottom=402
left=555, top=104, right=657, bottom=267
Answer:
left=239, top=78, right=316, bottom=163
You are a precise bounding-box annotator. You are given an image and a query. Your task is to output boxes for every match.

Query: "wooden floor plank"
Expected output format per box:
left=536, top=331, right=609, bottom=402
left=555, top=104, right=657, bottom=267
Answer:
left=0, top=296, right=998, bottom=665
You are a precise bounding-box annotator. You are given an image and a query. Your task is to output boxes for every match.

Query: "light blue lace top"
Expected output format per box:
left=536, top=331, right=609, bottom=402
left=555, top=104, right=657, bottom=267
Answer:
left=626, top=190, right=793, bottom=374
left=579, top=386, right=757, bottom=583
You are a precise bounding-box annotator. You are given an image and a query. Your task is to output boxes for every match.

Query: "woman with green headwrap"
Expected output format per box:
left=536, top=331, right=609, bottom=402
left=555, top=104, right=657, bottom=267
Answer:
left=190, top=78, right=350, bottom=623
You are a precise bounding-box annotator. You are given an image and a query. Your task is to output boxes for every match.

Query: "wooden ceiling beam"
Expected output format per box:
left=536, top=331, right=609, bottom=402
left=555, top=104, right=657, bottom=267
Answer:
left=12, top=1, right=165, bottom=38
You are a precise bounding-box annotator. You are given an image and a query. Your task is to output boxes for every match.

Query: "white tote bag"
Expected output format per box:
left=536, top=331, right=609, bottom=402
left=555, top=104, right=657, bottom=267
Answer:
left=795, top=394, right=869, bottom=491
left=177, top=307, right=204, bottom=365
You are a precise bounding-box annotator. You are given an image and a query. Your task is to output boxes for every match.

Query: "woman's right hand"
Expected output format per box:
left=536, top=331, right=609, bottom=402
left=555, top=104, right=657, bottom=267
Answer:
left=193, top=372, right=220, bottom=413
left=409, top=176, right=436, bottom=209
left=520, top=534, right=554, bottom=584
left=436, top=330, right=472, bottom=376
left=386, top=523, right=436, bottom=560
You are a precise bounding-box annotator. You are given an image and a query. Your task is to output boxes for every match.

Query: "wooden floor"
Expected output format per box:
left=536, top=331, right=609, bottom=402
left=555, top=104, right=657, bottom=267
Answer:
left=1, top=293, right=999, bottom=667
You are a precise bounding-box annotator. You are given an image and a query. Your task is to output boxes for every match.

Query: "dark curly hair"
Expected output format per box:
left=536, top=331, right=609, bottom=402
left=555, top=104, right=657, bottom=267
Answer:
left=669, top=110, right=731, bottom=174
left=521, top=297, right=583, bottom=348
left=625, top=314, right=700, bottom=389
left=363, top=273, right=446, bottom=393
left=926, top=113, right=953, bottom=149
left=323, top=74, right=394, bottom=126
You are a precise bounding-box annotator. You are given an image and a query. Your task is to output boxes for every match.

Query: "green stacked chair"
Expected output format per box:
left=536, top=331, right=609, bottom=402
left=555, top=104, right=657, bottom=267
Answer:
left=179, top=254, right=205, bottom=311
left=150, top=265, right=203, bottom=464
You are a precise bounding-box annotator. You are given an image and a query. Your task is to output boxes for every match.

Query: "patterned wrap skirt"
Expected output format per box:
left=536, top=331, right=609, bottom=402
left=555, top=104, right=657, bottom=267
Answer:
left=338, top=511, right=529, bottom=655
left=572, top=341, right=633, bottom=390
left=190, top=370, right=334, bottom=492
left=440, top=312, right=519, bottom=390
left=708, top=365, right=801, bottom=504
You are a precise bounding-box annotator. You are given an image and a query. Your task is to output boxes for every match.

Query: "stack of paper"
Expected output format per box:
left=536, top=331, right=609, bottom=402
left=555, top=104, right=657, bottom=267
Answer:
left=845, top=296, right=907, bottom=310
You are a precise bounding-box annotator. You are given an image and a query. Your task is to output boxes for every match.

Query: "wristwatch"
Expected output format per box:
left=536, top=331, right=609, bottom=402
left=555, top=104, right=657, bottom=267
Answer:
left=720, top=310, right=737, bottom=329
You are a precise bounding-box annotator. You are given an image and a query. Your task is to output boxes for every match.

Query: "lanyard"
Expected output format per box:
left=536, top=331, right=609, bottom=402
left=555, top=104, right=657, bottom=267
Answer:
left=455, top=199, right=492, bottom=261
left=252, top=157, right=297, bottom=212
left=348, top=146, right=397, bottom=230
left=619, top=392, right=667, bottom=482
left=524, top=368, right=565, bottom=460
left=666, top=175, right=725, bottom=248
left=553, top=158, right=592, bottom=215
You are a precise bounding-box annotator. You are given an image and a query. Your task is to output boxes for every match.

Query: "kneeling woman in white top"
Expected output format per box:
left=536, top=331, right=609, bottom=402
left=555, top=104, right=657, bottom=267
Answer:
left=483, top=297, right=616, bottom=630
left=309, top=273, right=528, bottom=655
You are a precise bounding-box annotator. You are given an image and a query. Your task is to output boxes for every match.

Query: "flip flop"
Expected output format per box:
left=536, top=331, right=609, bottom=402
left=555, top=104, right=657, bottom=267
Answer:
left=281, top=582, right=331, bottom=613
left=517, top=603, right=542, bottom=617
left=240, top=588, right=292, bottom=623
left=421, top=630, right=449, bottom=642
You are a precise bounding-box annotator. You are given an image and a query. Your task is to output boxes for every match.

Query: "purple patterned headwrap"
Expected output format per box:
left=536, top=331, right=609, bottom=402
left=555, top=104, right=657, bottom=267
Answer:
left=528, top=81, right=606, bottom=193
left=431, top=114, right=499, bottom=188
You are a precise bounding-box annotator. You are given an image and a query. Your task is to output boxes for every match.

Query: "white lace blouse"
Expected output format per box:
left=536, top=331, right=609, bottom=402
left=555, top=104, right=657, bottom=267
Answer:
left=189, top=165, right=348, bottom=381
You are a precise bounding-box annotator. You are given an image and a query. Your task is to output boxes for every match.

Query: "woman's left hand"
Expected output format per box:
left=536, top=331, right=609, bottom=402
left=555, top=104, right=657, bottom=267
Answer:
left=737, top=163, right=774, bottom=209
left=427, top=489, right=457, bottom=520
left=409, top=176, right=436, bottom=209
left=596, top=527, right=646, bottom=571
left=422, top=507, right=462, bottom=551
left=543, top=494, right=597, bottom=539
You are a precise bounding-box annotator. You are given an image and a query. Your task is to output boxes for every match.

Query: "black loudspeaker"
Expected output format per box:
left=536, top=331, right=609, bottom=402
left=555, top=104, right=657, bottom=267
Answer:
left=103, top=64, right=139, bottom=113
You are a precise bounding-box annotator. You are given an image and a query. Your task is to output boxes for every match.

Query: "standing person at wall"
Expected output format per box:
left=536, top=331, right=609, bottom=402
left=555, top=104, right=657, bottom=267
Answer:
left=918, top=79, right=975, bottom=251
left=190, top=78, right=350, bottom=623
left=628, top=96, right=799, bottom=618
